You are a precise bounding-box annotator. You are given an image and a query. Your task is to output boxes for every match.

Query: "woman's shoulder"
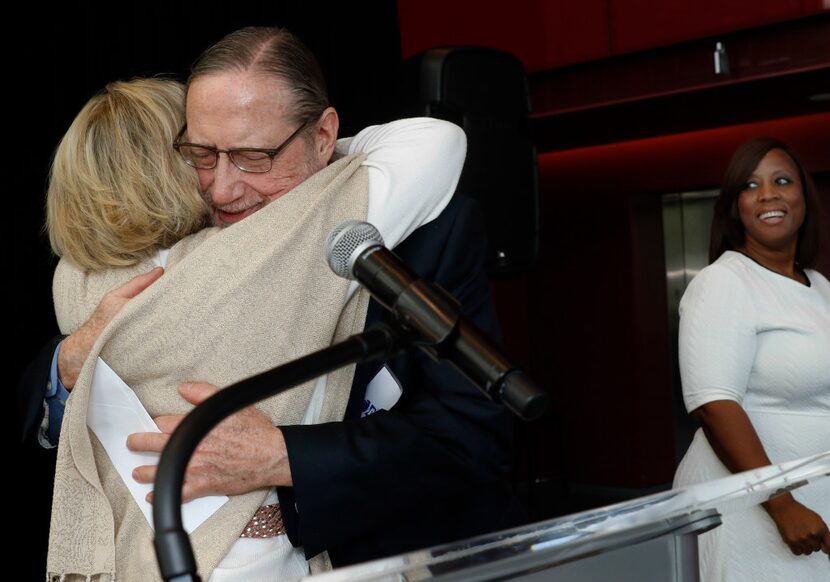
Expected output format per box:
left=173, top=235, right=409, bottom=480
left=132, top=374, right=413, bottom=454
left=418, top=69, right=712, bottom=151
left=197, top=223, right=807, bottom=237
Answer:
left=680, top=252, right=754, bottom=313
left=53, top=256, right=156, bottom=294
left=688, top=252, right=750, bottom=289
left=53, top=256, right=157, bottom=334
left=709, top=250, right=758, bottom=274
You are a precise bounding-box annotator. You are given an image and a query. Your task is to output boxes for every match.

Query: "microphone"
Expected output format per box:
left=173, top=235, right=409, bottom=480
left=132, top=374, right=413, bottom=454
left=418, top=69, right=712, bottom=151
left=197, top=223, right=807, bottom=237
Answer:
left=325, top=221, right=547, bottom=421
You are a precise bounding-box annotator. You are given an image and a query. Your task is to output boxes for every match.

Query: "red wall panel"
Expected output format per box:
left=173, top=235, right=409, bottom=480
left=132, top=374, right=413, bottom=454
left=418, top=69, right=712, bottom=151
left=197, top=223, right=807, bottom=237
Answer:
left=398, top=0, right=610, bottom=71
left=397, top=0, right=549, bottom=71
left=541, top=1, right=611, bottom=67
left=610, top=0, right=803, bottom=54
left=537, top=113, right=830, bottom=195
left=399, top=0, right=830, bottom=71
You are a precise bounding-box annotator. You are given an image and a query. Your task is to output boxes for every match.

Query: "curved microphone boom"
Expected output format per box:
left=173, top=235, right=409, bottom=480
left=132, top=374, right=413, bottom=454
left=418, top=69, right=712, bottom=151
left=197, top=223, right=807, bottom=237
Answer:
left=325, top=221, right=547, bottom=421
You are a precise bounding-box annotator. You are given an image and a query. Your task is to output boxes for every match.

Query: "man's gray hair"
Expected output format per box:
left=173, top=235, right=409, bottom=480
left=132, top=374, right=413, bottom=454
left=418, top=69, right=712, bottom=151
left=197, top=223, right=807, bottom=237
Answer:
left=188, top=26, right=330, bottom=126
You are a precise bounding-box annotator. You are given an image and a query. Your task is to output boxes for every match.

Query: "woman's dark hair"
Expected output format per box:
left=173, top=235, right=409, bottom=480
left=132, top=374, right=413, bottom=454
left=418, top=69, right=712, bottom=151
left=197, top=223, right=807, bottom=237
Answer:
left=709, top=136, right=822, bottom=267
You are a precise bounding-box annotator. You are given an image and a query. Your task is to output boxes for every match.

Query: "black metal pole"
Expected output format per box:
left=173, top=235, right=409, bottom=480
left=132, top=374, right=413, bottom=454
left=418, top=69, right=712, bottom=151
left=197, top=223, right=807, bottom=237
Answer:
left=153, top=323, right=410, bottom=581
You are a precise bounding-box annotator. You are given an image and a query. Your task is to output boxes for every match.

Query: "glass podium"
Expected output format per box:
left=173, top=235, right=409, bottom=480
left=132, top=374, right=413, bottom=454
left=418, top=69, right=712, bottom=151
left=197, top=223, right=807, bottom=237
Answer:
left=303, top=451, right=829, bottom=581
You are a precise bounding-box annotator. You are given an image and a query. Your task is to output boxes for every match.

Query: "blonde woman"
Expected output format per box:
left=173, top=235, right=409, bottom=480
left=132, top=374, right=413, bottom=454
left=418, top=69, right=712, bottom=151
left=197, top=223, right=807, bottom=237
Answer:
left=37, top=78, right=210, bottom=450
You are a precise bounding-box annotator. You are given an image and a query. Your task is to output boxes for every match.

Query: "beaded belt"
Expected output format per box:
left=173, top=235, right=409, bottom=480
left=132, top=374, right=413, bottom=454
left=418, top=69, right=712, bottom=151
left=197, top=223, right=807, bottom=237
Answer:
left=240, top=503, right=286, bottom=538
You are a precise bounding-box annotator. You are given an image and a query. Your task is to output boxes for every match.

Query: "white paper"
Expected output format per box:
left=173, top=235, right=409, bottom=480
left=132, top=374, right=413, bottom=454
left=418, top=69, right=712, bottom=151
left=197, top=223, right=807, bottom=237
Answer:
left=87, top=357, right=228, bottom=532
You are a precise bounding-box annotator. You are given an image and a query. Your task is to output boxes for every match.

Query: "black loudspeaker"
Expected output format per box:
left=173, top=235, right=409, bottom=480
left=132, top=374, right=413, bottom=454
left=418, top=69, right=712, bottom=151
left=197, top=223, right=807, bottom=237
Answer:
left=400, top=47, right=539, bottom=275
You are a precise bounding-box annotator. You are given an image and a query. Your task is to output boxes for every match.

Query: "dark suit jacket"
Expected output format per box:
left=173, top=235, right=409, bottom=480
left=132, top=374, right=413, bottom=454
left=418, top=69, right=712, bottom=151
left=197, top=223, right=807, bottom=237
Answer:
left=18, top=194, right=522, bottom=569
left=279, top=194, right=523, bottom=566
left=19, top=336, right=64, bottom=446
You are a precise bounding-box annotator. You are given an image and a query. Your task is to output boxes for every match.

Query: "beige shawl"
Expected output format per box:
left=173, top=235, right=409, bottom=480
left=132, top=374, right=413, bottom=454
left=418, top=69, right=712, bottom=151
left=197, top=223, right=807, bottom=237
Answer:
left=47, top=154, right=369, bottom=581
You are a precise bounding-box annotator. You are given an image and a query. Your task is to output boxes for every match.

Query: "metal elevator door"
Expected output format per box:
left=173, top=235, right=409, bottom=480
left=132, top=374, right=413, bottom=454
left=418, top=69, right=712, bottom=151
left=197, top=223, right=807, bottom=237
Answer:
left=662, top=190, right=718, bottom=464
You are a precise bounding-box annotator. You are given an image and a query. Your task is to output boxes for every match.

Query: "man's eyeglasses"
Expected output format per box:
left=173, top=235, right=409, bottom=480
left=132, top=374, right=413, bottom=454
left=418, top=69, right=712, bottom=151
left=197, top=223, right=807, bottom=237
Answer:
left=173, top=119, right=311, bottom=173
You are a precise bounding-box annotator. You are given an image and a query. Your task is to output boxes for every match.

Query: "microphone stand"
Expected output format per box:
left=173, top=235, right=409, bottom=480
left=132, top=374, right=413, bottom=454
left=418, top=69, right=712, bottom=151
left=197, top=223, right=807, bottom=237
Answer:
left=154, top=295, right=547, bottom=579
left=154, top=322, right=413, bottom=581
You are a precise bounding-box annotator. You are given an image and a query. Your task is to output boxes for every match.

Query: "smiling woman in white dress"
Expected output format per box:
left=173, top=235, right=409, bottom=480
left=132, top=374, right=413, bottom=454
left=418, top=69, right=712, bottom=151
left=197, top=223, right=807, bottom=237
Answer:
left=673, top=136, right=830, bottom=581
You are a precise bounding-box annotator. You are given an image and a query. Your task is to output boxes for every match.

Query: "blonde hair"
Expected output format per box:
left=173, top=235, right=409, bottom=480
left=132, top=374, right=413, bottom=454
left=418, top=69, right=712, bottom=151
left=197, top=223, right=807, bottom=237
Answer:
left=46, top=77, right=209, bottom=270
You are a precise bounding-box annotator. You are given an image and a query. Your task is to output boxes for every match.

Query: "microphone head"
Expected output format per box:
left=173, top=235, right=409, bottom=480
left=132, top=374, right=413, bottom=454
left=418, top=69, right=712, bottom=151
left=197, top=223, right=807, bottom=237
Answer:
left=325, top=221, right=385, bottom=280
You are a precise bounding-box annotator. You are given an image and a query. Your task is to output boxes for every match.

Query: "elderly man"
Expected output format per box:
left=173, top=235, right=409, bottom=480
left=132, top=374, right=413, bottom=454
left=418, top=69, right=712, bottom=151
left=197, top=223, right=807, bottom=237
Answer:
left=23, top=26, right=520, bottom=577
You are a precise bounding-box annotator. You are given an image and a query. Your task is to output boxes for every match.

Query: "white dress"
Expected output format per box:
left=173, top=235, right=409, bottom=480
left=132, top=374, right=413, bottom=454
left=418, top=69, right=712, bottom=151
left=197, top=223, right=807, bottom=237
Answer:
left=673, top=251, right=830, bottom=581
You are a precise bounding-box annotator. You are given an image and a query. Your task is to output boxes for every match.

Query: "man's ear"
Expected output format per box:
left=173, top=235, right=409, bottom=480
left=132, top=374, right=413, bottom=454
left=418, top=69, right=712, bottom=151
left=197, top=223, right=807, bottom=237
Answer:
left=314, top=106, right=339, bottom=164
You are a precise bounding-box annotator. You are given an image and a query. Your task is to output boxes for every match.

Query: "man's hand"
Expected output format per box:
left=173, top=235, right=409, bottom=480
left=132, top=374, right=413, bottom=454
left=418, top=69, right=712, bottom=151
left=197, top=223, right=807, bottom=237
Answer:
left=127, top=382, right=292, bottom=502
left=58, top=267, right=164, bottom=389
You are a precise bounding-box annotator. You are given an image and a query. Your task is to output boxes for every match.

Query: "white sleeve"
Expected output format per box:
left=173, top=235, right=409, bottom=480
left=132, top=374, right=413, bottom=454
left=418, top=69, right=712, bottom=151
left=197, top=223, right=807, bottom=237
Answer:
left=335, top=118, right=466, bottom=249
left=678, top=264, right=758, bottom=412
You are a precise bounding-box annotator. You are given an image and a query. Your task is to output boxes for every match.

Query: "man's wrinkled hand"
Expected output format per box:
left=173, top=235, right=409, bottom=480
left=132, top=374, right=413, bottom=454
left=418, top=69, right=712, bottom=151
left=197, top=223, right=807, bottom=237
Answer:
left=127, top=382, right=292, bottom=502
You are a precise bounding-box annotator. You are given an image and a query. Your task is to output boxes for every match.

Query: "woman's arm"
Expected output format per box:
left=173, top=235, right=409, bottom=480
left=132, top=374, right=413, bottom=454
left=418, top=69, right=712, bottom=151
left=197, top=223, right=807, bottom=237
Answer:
left=692, top=400, right=830, bottom=557
left=336, top=118, right=466, bottom=249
